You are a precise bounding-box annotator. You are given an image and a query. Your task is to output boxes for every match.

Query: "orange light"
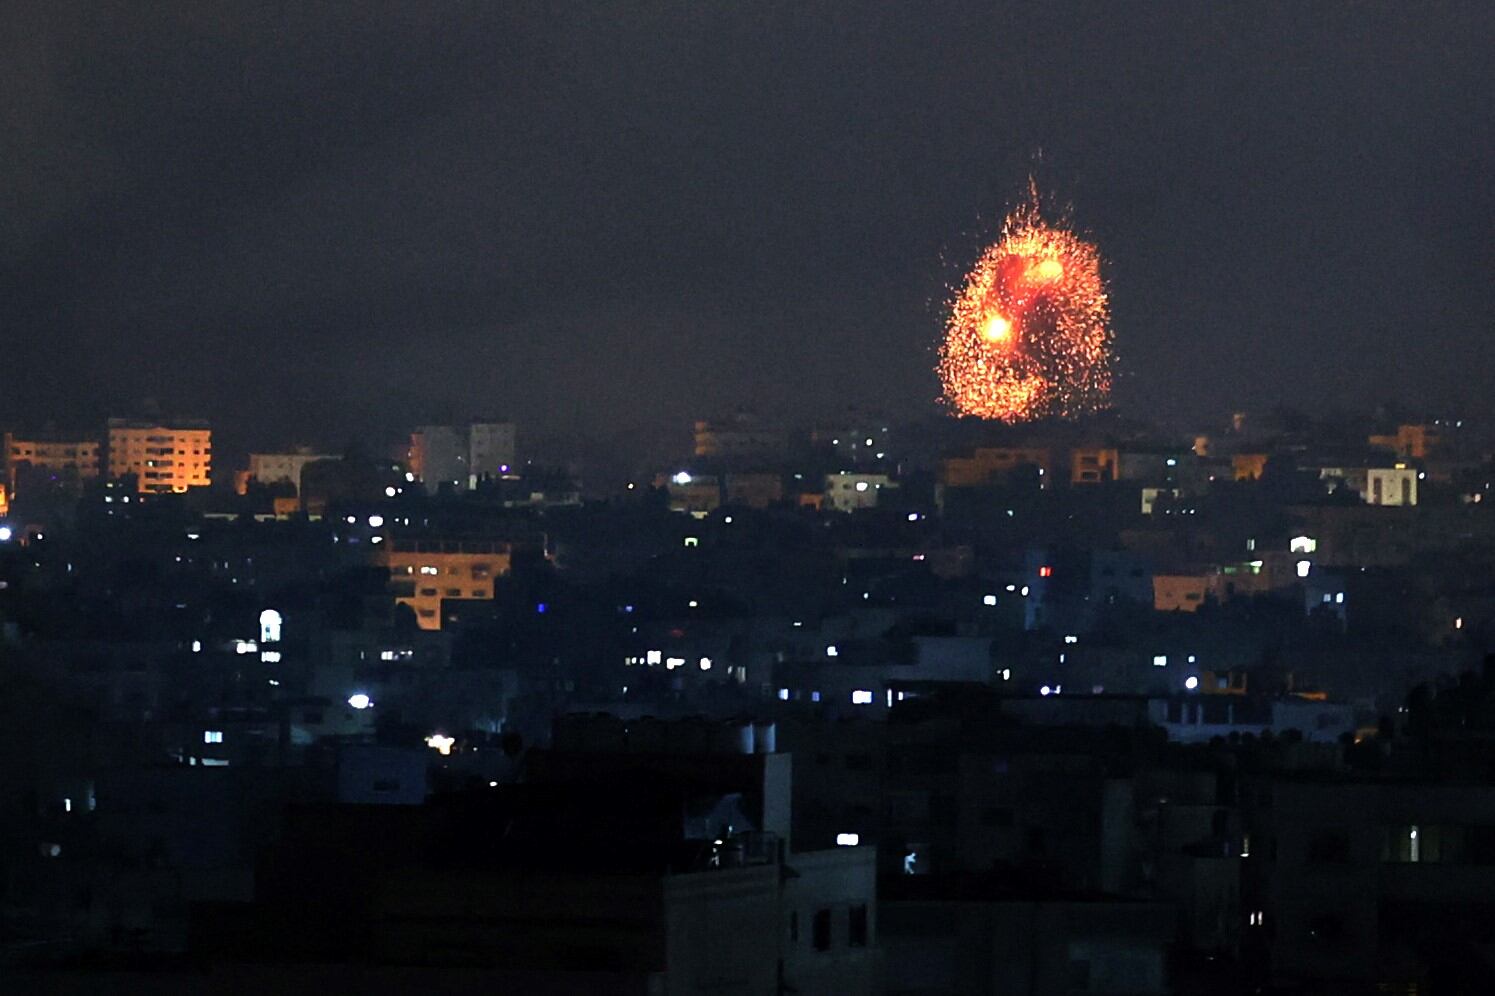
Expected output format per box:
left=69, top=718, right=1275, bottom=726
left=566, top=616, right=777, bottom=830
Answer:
left=981, top=314, right=1012, bottom=343
left=936, top=180, right=1112, bottom=422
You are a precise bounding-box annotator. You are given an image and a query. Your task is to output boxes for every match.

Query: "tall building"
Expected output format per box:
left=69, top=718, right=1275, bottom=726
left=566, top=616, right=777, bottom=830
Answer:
left=106, top=418, right=212, bottom=494
left=408, top=420, right=516, bottom=494
left=4, top=431, right=101, bottom=495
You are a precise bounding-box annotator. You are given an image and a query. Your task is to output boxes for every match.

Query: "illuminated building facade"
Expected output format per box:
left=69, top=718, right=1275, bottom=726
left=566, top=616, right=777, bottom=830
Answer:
left=408, top=420, right=516, bottom=494
left=1070, top=447, right=1119, bottom=484
left=375, top=538, right=512, bottom=629
left=107, top=418, right=211, bottom=494
left=244, top=448, right=338, bottom=494
left=4, top=431, right=101, bottom=494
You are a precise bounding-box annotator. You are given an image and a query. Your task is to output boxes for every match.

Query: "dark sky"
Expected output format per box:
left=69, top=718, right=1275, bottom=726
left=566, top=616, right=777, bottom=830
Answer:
left=3, top=2, right=1491, bottom=454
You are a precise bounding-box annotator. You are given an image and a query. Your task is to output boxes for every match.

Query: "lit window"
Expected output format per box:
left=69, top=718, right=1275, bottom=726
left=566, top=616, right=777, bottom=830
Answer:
left=698, top=657, right=712, bottom=670
left=836, top=833, right=860, bottom=846
left=778, top=688, right=790, bottom=701
left=1038, top=565, right=1053, bottom=578
left=1185, top=676, right=1199, bottom=690
left=646, top=650, right=663, bottom=665
left=1153, top=655, right=1167, bottom=667
left=666, top=657, right=685, bottom=669
left=1296, top=560, right=1311, bottom=578
left=684, top=536, right=699, bottom=548
left=424, top=733, right=455, bottom=756
left=347, top=693, right=372, bottom=710
left=204, top=730, right=223, bottom=744
left=983, top=594, right=997, bottom=606
left=826, top=645, right=839, bottom=657
left=851, top=690, right=873, bottom=705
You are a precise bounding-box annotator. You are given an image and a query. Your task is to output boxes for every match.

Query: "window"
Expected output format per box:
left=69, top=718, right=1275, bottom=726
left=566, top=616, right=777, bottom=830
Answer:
left=848, top=905, right=868, bottom=947
left=812, top=909, right=832, bottom=951
left=203, top=730, right=223, bottom=744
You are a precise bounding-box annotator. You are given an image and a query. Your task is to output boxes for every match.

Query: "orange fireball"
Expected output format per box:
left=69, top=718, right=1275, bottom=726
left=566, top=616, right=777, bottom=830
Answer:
left=937, top=187, right=1113, bottom=420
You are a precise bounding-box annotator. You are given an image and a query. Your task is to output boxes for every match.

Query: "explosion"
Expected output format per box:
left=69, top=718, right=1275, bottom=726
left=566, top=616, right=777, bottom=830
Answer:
left=937, top=186, right=1113, bottom=420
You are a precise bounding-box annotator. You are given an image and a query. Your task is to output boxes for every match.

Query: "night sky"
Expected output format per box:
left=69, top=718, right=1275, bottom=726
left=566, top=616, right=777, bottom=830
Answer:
left=3, top=2, right=1490, bottom=455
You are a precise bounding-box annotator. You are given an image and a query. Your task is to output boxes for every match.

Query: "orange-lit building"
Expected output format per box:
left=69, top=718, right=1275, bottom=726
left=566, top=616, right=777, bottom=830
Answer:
left=107, top=418, right=211, bottom=494
left=1070, top=447, right=1118, bottom=484
left=939, top=447, right=1053, bottom=487
left=692, top=415, right=785, bottom=463
left=375, top=538, right=512, bottom=630
left=1369, top=424, right=1443, bottom=460
left=1232, top=453, right=1269, bottom=481
left=4, top=431, right=101, bottom=494
left=1153, top=573, right=1212, bottom=612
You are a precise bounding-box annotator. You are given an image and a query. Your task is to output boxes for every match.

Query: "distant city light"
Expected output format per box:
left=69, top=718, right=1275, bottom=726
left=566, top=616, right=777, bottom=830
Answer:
left=1153, top=655, right=1167, bottom=667
left=672, top=471, right=692, bottom=485
left=0, top=526, right=11, bottom=542
left=347, top=693, right=372, bottom=710
left=851, top=690, right=874, bottom=705
left=698, top=657, right=712, bottom=670
left=1185, top=676, right=1200, bottom=690
left=384, top=486, right=397, bottom=497
left=836, top=833, right=860, bottom=847
left=1040, top=685, right=1052, bottom=696
left=983, top=594, right=997, bottom=606
left=424, top=733, right=455, bottom=756
left=826, top=645, right=839, bottom=657
left=536, top=602, right=547, bottom=614
left=1296, top=560, right=1311, bottom=578
left=778, top=688, right=790, bottom=701
left=259, top=609, right=282, bottom=643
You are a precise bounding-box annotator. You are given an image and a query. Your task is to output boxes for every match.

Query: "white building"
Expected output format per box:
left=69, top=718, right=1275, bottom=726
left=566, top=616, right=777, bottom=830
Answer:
left=409, top=420, right=516, bottom=494
left=1365, top=466, right=1417, bottom=506
left=248, top=448, right=338, bottom=493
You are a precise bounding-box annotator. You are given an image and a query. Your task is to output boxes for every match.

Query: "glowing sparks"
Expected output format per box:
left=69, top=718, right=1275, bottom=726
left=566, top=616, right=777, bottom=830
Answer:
left=937, top=186, right=1113, bottom=421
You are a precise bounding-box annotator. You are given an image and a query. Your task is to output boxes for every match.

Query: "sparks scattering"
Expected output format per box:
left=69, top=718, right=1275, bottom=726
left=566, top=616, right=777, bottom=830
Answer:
left=937, top=187, right=1113, bottom=420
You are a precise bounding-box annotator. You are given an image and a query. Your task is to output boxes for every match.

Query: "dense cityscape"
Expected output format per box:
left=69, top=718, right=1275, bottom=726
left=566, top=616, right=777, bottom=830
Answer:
left=4, top=407, right=1495, bottom=992
left=5, top=2, right=1491, bottom=993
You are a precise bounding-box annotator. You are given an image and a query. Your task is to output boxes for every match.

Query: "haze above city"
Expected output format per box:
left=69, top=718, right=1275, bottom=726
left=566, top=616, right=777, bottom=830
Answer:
left=3, top=3, right=1490, bottom=453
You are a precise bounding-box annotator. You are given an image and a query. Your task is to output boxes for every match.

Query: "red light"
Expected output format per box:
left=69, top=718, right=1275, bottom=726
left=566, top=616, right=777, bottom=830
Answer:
left=1039, top=566, right=1053, bottom=578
